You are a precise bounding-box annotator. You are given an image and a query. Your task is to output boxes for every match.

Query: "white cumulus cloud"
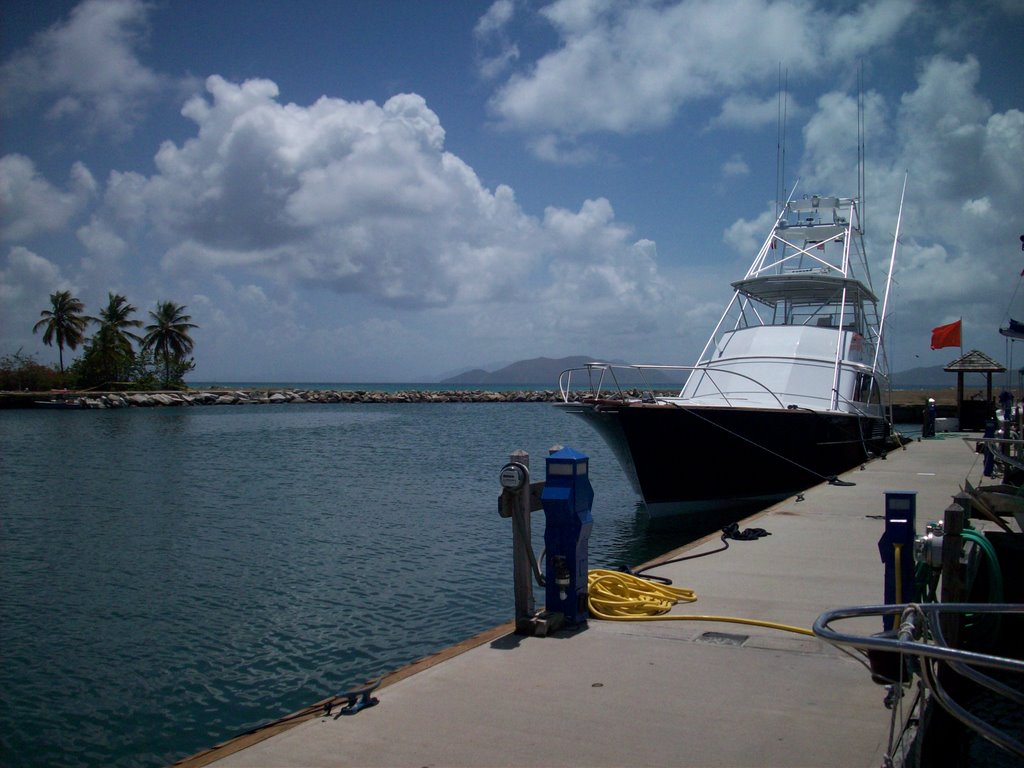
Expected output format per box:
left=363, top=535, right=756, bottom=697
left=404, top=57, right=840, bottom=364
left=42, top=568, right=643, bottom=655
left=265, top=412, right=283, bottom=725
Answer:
left=87, top=76, right=664, bottom=319
left=0, top=0, right=165, bottom=140
left=722, top=52, right=1024, bottom=363
left=490, top=0, right=915, bottom=141
left=0, top=247, right=74, bottom=359
left=475, top=0, right=521, bottom=80
left=0, top=155, right=96, bottom=242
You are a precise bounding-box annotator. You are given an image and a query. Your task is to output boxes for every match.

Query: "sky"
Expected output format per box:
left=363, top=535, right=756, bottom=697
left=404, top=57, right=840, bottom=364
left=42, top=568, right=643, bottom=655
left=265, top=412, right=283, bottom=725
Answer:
left=1, top=0, right=1022, bottom=383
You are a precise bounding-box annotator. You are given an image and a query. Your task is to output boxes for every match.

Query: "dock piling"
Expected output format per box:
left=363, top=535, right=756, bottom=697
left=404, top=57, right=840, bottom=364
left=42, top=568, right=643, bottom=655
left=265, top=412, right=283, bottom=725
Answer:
left=498, top=449, right=539, bottom=630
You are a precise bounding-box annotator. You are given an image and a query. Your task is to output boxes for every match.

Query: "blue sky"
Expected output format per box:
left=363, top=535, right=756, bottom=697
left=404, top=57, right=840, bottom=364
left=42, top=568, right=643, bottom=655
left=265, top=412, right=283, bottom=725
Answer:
left=2, top=0, right=1022, bottom=382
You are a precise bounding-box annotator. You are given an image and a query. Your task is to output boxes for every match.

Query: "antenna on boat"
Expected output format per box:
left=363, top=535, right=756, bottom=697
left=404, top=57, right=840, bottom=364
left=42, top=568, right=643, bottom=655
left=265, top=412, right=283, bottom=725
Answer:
left=775, top=66, right=788, bottom=217
left=873, top=171, right=907, bottom=374
left=858, top=62, right=865, bottom=232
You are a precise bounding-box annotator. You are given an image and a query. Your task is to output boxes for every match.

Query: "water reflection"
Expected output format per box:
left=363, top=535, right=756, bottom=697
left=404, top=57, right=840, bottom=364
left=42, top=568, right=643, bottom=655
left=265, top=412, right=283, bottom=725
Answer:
left=1, top=401, right=783, bottom=768
left=600, top=501, right=773, bottom=570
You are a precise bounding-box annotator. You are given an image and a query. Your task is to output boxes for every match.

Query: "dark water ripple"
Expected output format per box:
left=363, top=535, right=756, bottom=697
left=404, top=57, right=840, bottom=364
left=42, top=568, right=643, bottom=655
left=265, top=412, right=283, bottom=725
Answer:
left=1, top=403, right=707, bottom=767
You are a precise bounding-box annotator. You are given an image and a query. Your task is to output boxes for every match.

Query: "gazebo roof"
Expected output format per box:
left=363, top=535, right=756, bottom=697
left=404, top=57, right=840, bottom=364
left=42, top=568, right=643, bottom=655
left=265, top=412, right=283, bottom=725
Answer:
left=944, top=349, right=1005, bottom=373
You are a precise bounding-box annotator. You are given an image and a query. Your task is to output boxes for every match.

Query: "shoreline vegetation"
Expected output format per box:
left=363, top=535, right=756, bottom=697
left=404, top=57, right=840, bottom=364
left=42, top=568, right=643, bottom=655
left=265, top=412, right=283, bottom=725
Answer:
left=24, top=291, right=197, bottom=393
left=2, top=386, right=961, bottom=411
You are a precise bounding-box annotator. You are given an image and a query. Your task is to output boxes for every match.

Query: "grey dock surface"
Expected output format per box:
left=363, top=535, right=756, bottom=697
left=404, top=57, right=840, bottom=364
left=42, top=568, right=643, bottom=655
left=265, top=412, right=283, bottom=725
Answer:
left=190, top=435, right=984, bottom=767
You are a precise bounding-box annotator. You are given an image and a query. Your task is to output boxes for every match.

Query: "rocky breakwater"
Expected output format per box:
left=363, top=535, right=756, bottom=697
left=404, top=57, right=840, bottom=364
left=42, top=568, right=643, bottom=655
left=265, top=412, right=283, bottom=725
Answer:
left=42, top=389, right=577, bottom=409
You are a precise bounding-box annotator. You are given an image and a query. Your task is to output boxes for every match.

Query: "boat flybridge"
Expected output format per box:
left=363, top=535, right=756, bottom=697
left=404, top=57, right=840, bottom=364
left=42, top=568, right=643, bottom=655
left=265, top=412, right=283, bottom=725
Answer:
left=678, top=194, right=886, bottom=417
left=558, top=191, right=896, bottom=518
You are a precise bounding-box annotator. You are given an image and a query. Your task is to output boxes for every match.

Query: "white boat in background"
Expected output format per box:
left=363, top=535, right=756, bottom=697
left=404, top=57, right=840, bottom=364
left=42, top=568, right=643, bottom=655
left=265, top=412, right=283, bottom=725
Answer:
left=558, top=188, right=901, bottom=517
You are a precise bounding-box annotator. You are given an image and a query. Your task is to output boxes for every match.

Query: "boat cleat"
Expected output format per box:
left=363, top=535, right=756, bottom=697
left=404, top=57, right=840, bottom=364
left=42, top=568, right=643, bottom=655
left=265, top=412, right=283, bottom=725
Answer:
left=325, top=678, right=381, bottom=717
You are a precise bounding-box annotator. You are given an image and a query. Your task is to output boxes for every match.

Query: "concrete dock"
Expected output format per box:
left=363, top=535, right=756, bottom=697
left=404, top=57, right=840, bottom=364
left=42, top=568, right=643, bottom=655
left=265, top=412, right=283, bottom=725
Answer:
left=183, top=434, right=988, bottom=767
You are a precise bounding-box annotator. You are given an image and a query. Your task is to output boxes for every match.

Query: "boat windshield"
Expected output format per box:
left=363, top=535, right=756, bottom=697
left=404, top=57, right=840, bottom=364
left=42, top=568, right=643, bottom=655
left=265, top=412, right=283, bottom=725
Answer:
left=730, top=273, right=874, bottom=336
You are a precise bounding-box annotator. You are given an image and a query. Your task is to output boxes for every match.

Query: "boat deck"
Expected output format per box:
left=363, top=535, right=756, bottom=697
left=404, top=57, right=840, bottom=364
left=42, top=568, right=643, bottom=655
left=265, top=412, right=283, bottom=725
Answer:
left=182, top=434, right=989, bottom=767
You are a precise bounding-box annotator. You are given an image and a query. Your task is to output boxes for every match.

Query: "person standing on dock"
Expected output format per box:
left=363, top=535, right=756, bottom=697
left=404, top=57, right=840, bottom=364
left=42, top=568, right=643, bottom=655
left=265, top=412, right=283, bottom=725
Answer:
left=923, top=397, right=937, bottom=437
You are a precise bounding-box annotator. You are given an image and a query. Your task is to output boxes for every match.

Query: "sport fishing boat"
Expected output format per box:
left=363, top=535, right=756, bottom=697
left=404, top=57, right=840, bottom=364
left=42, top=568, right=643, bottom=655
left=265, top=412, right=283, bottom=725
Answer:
left=558, top=188, right=900, bottom=517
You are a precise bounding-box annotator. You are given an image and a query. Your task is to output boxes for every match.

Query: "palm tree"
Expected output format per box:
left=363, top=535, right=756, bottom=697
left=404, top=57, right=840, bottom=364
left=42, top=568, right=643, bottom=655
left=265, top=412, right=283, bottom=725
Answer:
left=143, top=301, right=198, bottom=386
left=32, top=290, right=89, bottom=381
left=92, top=292, right=143, bottom=384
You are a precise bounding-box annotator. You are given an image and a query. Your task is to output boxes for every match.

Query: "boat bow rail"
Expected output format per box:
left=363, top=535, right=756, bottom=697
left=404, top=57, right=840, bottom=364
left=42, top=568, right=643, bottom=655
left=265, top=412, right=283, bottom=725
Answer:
left=557, top=362, right=787, bottom=410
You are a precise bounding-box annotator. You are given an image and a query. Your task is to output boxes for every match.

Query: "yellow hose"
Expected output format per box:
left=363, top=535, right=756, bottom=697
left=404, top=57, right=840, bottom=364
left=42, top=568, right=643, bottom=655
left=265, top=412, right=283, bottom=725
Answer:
left=893, top=543, right=903, bottom=604
left=587, top=569, right=814, bottom=637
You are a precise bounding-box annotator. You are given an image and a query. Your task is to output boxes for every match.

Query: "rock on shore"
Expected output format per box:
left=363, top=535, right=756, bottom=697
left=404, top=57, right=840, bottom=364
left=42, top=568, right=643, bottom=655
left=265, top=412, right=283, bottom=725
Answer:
left=12, top=386, right=958, bottom=411
left=28, top=388, right=592, bottom=409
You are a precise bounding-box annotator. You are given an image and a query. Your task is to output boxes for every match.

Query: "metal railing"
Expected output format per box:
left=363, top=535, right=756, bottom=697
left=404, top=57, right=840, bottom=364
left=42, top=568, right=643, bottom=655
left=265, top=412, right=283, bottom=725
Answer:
left=814, top=602, right=1024, bottom=760
left=970, top=436, right=1024, bottom=473
left=557, top=362, right=788, bottom=410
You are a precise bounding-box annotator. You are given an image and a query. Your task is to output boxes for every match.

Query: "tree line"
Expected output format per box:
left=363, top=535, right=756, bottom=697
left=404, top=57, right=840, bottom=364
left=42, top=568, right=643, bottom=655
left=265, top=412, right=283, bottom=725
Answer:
left=4, top=290, right=198, bottom=391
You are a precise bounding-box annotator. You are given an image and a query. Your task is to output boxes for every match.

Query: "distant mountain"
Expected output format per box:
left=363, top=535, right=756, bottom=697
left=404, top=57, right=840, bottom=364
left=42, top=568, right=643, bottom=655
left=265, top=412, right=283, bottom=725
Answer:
left=890, top=364, right=950, bottom=388
left=432, top=361, right=513, bottom=380
left=444, top=356, right=995, bottom=387
left=443, top=355, right=972, bottom=389
left=891, top=363, right=973, bottom=388
left=444, top=356, right=987, bottom=387
left=440, top=356, right=599, bottom=385
left=891, top=360, right=1016, bottom=389
left=438, top=355, right=688, bottom=387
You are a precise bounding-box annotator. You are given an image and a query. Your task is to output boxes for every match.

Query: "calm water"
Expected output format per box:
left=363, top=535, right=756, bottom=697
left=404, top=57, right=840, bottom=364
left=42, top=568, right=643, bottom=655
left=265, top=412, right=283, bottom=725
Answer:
left=1, top=402, right=708, bottom=768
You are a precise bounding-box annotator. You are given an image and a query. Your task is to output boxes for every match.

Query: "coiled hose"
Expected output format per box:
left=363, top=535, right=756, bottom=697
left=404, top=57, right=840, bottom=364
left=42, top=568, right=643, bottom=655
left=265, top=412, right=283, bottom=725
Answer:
left=960, top=528, right=1005, bottom=603
left=960, top=527, right=1004, bottom=640
left=587, top=569, right=814, bottom=637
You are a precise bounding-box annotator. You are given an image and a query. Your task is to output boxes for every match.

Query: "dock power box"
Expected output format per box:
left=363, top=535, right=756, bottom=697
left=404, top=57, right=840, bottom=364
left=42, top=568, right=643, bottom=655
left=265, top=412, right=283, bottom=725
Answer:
left=541, top=447, right=594, bottom=626
left=877, top=490, right=917, bottom=630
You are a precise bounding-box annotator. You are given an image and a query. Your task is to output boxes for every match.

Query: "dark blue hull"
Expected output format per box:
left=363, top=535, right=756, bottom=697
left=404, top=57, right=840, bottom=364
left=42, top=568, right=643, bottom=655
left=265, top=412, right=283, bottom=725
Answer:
left=562, top=400, right=889, bottom=516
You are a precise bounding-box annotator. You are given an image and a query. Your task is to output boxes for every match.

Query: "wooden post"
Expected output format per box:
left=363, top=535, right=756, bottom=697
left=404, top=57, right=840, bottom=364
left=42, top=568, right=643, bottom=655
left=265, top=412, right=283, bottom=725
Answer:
left=940, top=500, right=965, bottom=649
left=923, top=499, right=969, bottom=761
left=510, top=449, right=535, bottom=629
left=956, top=372, right=964, bottom=429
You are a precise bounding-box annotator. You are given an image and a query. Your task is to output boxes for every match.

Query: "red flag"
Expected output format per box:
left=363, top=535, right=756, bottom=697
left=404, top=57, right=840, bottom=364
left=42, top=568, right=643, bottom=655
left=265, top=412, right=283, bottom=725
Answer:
left=930, top=320, right=962, bottom=350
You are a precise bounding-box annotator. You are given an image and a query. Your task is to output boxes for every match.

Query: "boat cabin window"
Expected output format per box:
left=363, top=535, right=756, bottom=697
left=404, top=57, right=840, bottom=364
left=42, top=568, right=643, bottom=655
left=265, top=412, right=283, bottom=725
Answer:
left=776, top=301, right=862, bottom=333
left=732, top=284, right=872, bottom=338
left=854, top=373, right=882, bottom=405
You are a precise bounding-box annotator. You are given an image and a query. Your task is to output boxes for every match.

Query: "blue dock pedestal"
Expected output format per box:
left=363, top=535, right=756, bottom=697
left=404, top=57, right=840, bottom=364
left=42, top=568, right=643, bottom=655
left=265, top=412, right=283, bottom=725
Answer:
left=541, top=447, right=593, bottom=626
left=877, top=491, right=917, bottom=631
